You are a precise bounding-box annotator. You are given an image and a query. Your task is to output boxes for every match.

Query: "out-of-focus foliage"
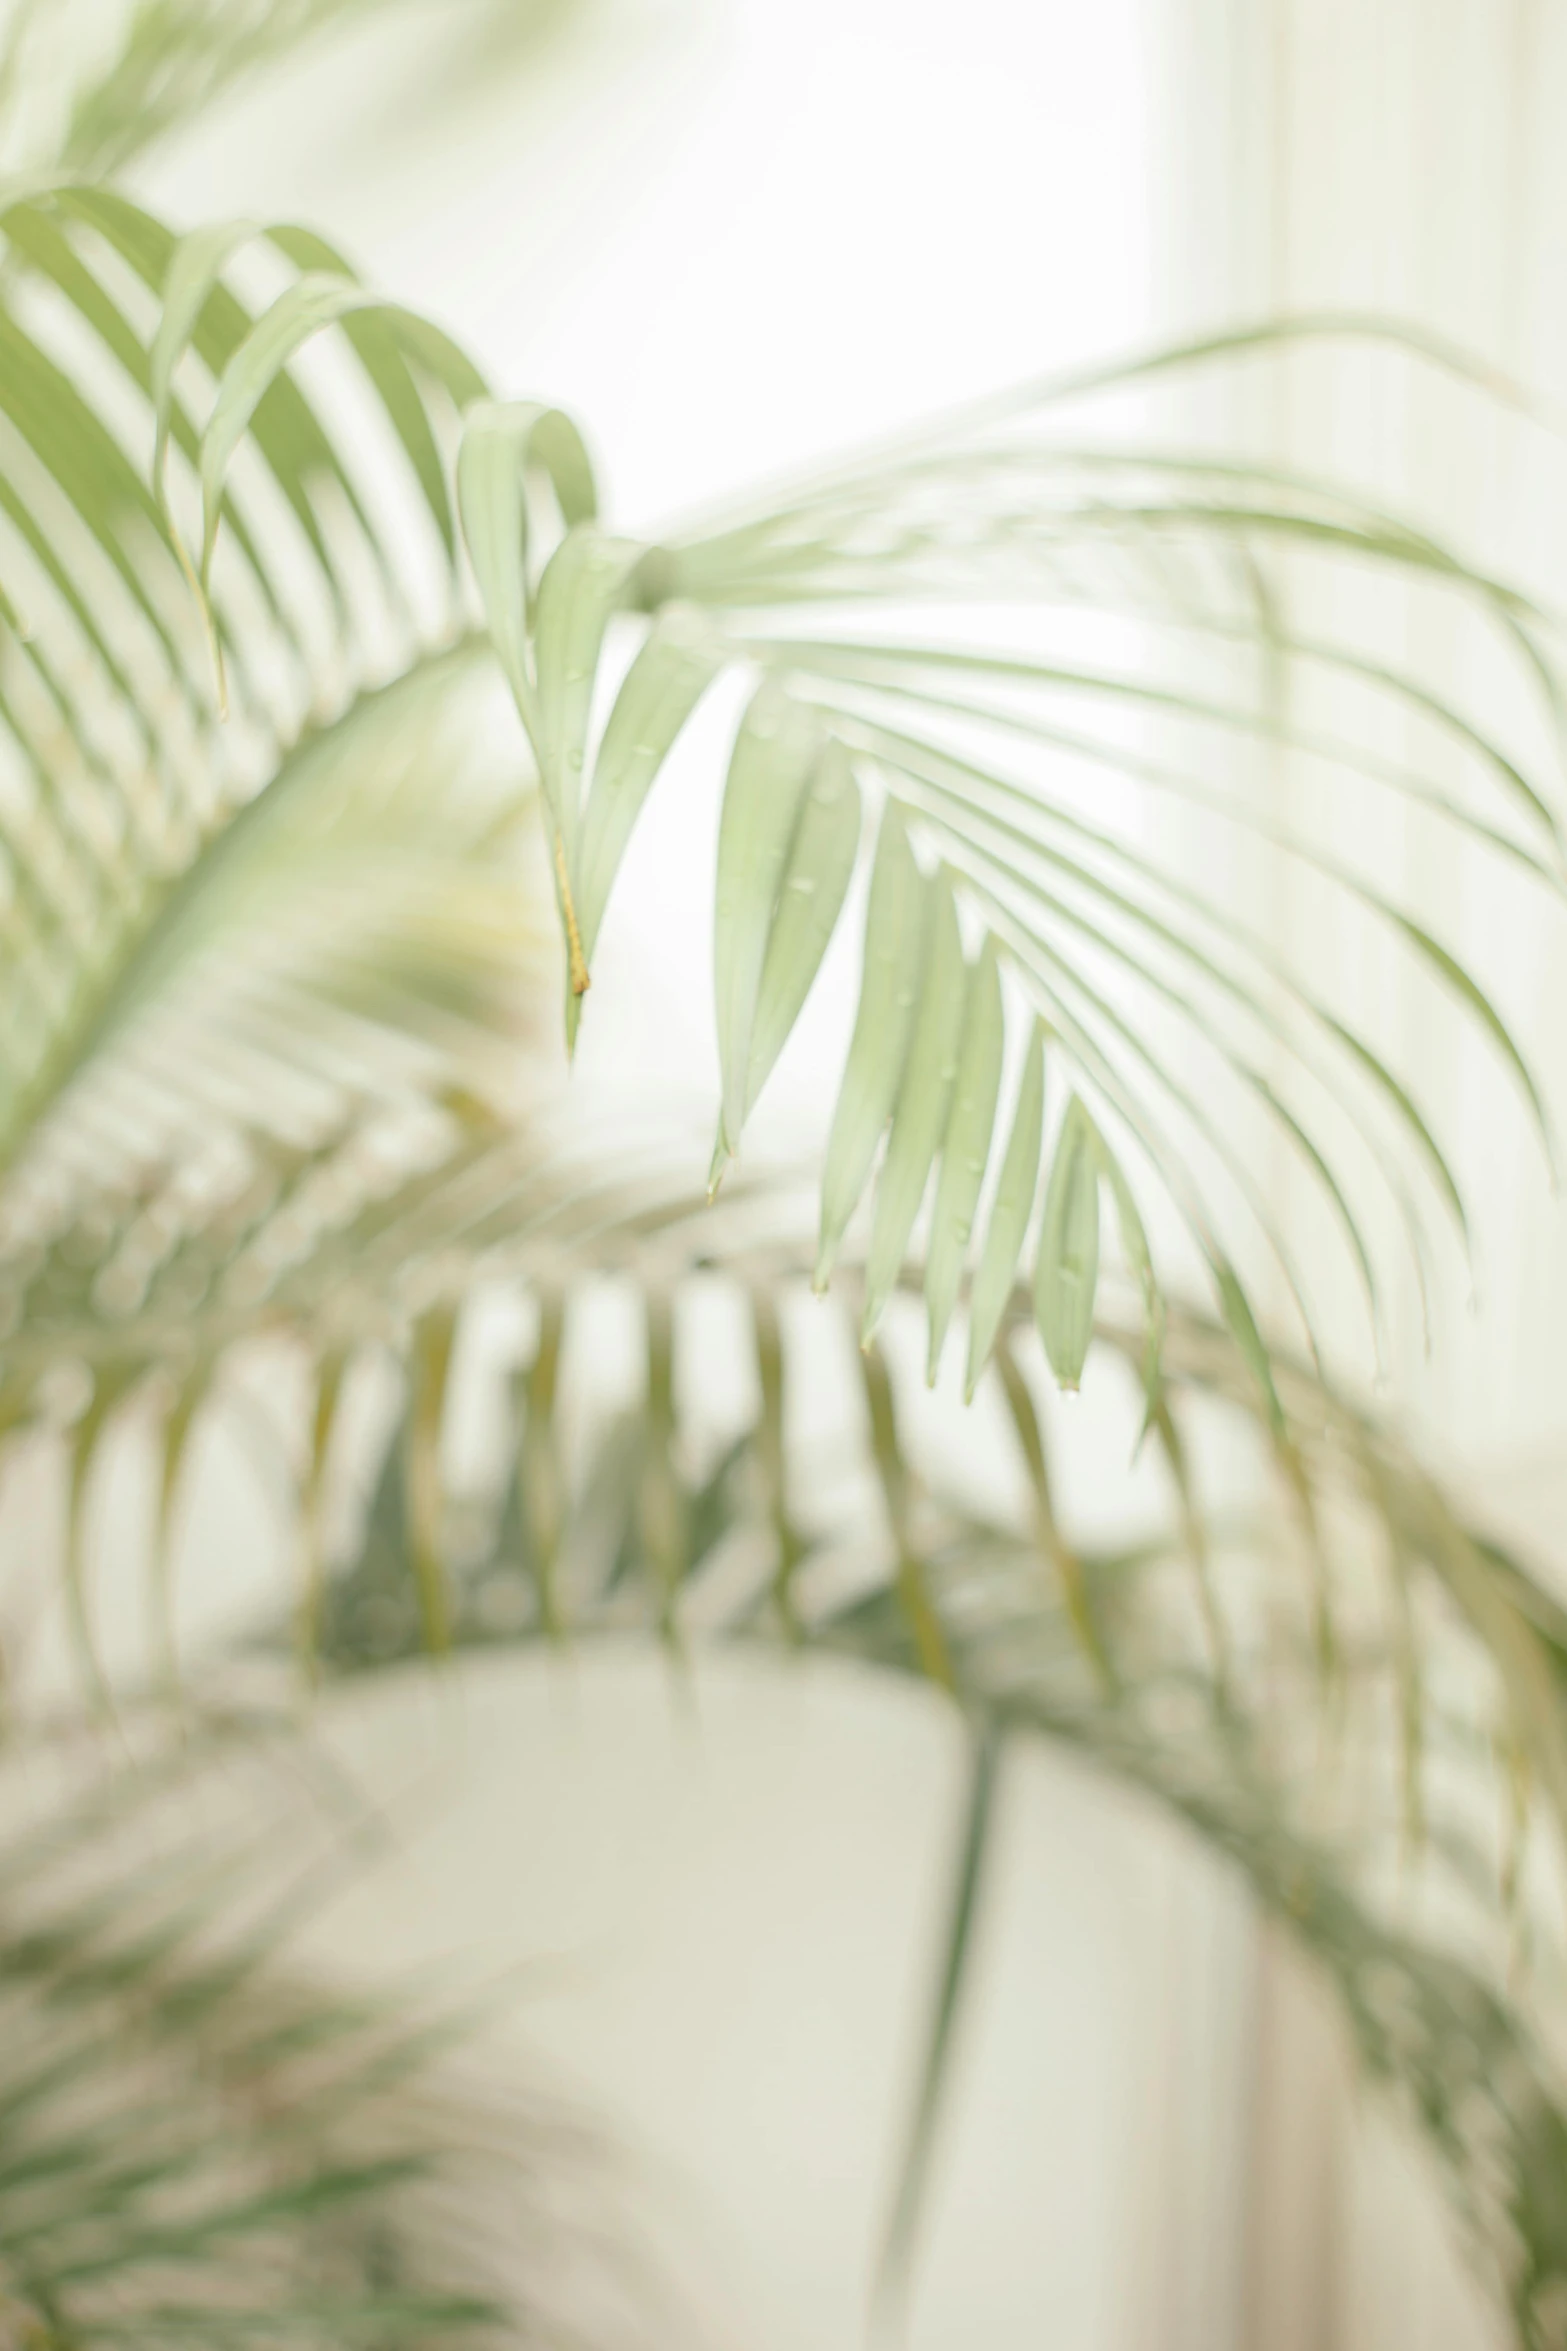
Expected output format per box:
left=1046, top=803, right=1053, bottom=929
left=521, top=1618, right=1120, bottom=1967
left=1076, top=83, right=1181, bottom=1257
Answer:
left=0, top=4, right=1564, bottom=2344
left=1, top=0, right=444, bottom=176
left=0, top=179, right=1557, bottom=1446
left=251, top=1258, right=1567, bottom=2341
left=0, top=1720, right=650, bottom=2348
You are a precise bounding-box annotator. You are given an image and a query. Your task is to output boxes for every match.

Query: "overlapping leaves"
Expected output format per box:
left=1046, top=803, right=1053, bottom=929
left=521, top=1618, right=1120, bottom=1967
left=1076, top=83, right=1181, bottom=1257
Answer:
left=273, top=1254, right=1567, bottom=2344
left=0, top=1722, right=622, bottom=2348
left=453, top=315, right=1567, bottom=1430
left=0, top=159, right=1563, bottom=2351
left=0, top=0, right=439, bottom=178
left=1, top=181, right=1558, bottom=1448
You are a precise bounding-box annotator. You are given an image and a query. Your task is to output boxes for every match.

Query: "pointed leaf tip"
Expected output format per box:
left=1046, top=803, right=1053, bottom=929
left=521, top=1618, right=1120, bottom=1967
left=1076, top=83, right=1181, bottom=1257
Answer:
left=575, top=602, right=725, bottom=966
left=708, top=1132, right=732, bottom=1201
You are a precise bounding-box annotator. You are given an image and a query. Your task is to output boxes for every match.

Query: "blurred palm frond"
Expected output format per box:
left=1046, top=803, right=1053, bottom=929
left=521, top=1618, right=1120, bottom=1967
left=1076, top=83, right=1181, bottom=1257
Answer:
left=0, top=1717, right=647, bottom=2349
left=0, top=181, right=1559, bottom=1435
left=274, top=1266, right=1567, bottom=2342
left=0, top=0, right=536, bottom=178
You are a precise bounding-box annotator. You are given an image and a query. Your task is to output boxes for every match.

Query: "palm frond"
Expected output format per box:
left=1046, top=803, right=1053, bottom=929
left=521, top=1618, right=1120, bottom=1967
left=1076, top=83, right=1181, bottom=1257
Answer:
left=0, top=188, right=569, bottom=1368
left=264, top=1253, right=1567, bottom=2342
left=0, top=655, right=555, bottom=1344
left=0, top=1714, right=644, bottom=2348
left=0, top=0, right=451, bottom=178
left=644, top=372, right=1566, bottom=1406
left=4, top=180, right=1561, bottom=1426
left=469, top=327, right=1564, bottom=1420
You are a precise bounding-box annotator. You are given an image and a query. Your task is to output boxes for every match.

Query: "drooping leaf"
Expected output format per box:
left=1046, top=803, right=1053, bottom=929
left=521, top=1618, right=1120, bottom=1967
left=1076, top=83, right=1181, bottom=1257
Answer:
left=862, top=865, right=967, bottom=1343
left=198, top=271, right=380, bottom=584
left=1211, top=1253, right=1284, bottom=1433
left=531, top=523, right=645, bottom=1003
left=55, top=182, right=374, bottom=618
left=533, top=526, right=644, bottom=865
left=194, top=263, right=479, bottom=600
left=148, top=217, right=259, bottom=513
left=858, top=1333, right=951, bottom=1690
left=1034, top=1098, right=1100, bottom=1391
left=876, top=1724, right=1001, bottom=2327
left=268, top=220, right=485, bottom=562
left=711, top=684, right=824, bottom=1168
left=924, top=935, right=1004, bottom=1383
left=743, top=736, right=861, bottom=1122
left=574, top=601, right=725, bottom=966
left=1079, top=1112, right=1163, bottom=1411
left=994, top=1338, right=1112, bottom=1684
left=964, top=1019, right=1045, bottom=1400
left=456, top=399, right=598, bottom=733
left=814, top=801, right=929, bottom=1289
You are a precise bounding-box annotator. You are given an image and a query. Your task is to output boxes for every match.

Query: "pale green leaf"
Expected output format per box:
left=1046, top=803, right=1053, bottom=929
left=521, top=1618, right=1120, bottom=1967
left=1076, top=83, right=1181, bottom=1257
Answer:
left=1034, top=1097, right=1100, bottom=1391
left=862, top=866, right=966, bottom=1343
left=0, top=306, right=181, bottom=660
left=924, top=935, right=1004, bottom=1384
left=188, top=241, right=488, bottom=619
left=457, top=401, right=541, bottom=727
left=456, top=397, right=599, bottom=731
left=59, top=184, right=364, bottom=609
left=574, top=602, right=726, bottom=965
left=1212, top=1255, right=1284, bottom=1432
left=1082, top=1113, right=1164, bottom=1406
left=964, top=1018, right=1045, bottom=1400
left=813, top=800, right=929, bottom=1290
left=712, top=682, right=824, bottom=1162
left=456, top=415, right=607, bottom=1011
left=742, top=737, right=862, bottom=1123
left=149, top=217, right=260, bottom=512
left=268, top=222, right=486, bottom=561
left=198, top=269, right=370, bottom=583
left=1388, top=909, right=1558, bottom=1180
left=533, top=523, right=644, bottom=875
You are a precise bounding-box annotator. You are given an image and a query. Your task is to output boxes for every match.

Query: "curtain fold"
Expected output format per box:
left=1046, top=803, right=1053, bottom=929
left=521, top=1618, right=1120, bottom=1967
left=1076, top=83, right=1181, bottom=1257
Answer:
left=1147, top=6, right=1567, bottom=2343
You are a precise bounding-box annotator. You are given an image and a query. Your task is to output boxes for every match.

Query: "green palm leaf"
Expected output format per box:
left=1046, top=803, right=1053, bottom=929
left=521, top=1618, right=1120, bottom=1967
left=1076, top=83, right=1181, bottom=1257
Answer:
left=5, top=178, right=1559, bottom=1432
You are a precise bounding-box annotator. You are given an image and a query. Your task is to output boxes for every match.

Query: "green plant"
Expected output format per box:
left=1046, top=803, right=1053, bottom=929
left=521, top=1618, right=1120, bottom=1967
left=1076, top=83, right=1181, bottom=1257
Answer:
left=2, top=1, right=1567, bottom=2341
left=0, top=1711, right=654, bottom=2348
